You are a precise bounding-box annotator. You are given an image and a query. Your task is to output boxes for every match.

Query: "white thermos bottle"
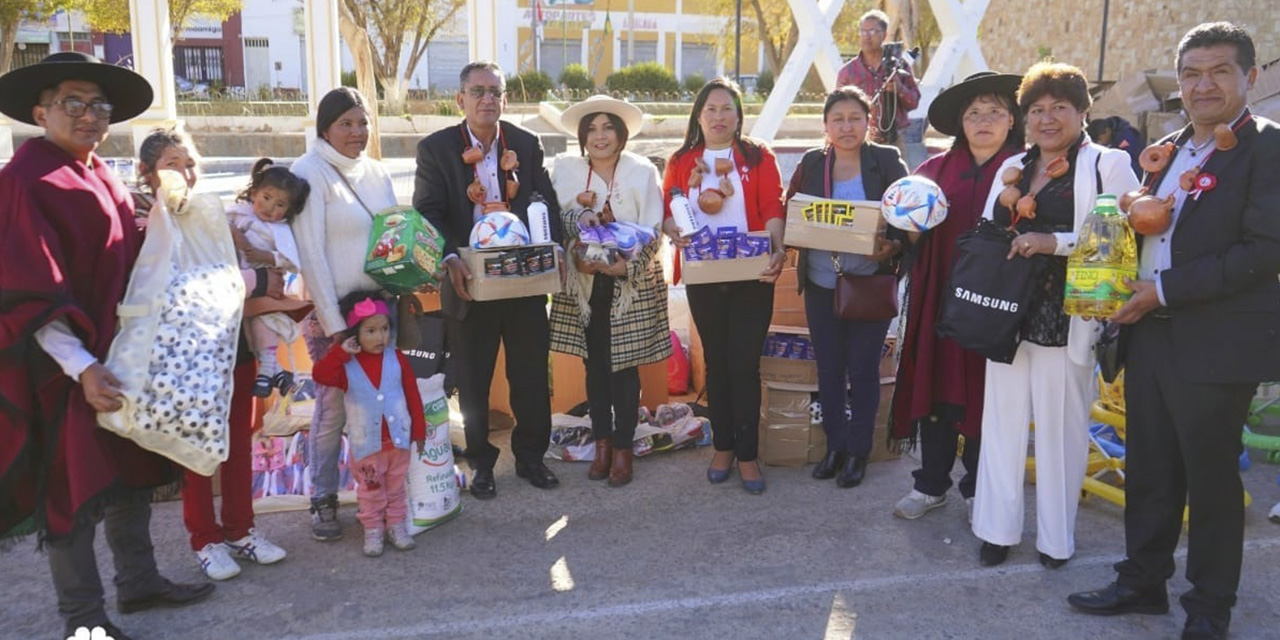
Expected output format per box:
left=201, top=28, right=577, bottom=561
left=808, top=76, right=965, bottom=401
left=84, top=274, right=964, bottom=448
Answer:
left=528, top=193, right=552, bottom=244
left=669, top=187, right=699, bottom=237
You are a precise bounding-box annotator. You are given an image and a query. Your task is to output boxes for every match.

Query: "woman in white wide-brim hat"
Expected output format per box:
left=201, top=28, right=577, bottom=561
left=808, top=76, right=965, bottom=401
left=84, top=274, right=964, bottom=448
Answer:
left=549, top=94, right=670, bottom=487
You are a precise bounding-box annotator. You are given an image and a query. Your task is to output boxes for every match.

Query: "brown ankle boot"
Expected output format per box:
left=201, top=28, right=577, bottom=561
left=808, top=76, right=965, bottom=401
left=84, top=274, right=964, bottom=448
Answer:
left=608, top=447, right=633, bottom=487
left=588, top=440, right=612, bottom=480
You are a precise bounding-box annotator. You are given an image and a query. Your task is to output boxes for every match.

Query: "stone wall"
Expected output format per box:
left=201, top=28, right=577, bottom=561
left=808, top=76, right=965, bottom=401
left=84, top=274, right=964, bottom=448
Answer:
left=979, top=2, right=1280, bottom=83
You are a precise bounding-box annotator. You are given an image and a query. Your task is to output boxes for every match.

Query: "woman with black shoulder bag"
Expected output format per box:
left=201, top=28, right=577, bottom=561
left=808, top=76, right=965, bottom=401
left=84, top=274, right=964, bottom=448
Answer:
left=785, top=86, right=908, bottom=489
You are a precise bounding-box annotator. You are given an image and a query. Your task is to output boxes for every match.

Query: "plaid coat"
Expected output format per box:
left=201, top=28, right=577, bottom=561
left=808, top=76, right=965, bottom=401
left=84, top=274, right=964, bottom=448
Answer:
left=549, top=152, right=671, bottom=371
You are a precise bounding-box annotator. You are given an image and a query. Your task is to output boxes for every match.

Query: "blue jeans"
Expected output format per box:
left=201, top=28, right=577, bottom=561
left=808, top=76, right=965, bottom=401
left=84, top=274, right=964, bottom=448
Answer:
left=803, top=283, right=891, bottom=458
left=303, top=312, right=345, bottom=499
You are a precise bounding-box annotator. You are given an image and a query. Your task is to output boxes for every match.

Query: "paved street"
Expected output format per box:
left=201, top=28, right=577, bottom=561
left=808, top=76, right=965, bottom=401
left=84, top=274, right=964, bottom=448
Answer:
left=5, top=439, right=1280, bottom=640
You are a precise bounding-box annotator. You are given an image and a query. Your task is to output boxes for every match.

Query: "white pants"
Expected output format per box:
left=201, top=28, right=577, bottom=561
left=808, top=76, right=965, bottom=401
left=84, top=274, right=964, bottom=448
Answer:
left=971, top=342, right=1094, bottom=560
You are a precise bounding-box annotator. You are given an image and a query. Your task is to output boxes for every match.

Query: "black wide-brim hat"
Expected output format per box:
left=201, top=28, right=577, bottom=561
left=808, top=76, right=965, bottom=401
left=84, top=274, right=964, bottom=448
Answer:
left=927, top=71, right=1022, bottom=137
left=0, top=51, right=153, bottom=125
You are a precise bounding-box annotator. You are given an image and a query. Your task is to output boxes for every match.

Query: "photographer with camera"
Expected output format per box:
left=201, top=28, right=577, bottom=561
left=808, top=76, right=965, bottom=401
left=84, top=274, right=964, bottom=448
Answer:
left=836, top=10, right=921, bottom=155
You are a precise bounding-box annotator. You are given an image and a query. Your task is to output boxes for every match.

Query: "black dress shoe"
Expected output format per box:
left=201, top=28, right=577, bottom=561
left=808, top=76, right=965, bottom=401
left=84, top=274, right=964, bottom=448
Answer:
left=515, top=460, right=560, bottom=489
left=470, top=468, right=497, bottom=499
left=1066, top=581, right=1169, bottom=616
left=811, top=450, right=844, bottom=480
left=118, top=578, right=214, bottom=614
left=1182, top=613, right=1229, bottom=640
left=979, top=542, right=1010, bottom=566
left=1039, top=552, right=1070, bottom=569
left=835, top=456, right=868, bottom=488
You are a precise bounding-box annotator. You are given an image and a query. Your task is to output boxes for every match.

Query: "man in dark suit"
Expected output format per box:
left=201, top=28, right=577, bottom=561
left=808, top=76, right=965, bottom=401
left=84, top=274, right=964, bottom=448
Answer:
left=413, top=61, right=564, bottom=499
left=1067, top=22, right=1280, bottom=640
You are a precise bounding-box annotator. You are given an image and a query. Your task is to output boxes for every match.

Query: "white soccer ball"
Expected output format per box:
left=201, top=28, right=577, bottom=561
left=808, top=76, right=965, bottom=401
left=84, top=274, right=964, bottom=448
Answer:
left=194, top=391, right=217, bottom=412
left=162, top=357, right=186, bottom=376
left=881, top=176, right=950, bottom=232
left=152, top=399, right=177, bottom=424
left=151, top=373, right=177, bottom=396
left=469, top=212, right=530, bottom=249
left=172, top=387, right=195, bottom=412
left=179, top=409, right=204, bottom=433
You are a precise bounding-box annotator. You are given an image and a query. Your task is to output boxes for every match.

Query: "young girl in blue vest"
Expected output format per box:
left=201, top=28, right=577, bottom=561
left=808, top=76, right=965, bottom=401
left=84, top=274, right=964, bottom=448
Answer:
left=312, top=292, right=425, bottom=557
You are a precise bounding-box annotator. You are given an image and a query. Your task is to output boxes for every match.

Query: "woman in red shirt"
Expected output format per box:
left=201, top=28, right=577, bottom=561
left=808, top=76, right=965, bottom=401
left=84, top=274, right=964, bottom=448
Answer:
left=661, top=78, right=786, bottom=494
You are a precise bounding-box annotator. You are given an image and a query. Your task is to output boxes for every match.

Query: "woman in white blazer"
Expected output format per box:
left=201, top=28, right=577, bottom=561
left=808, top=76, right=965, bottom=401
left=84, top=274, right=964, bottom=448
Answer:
left=971, top=62, right=1140, bottom=568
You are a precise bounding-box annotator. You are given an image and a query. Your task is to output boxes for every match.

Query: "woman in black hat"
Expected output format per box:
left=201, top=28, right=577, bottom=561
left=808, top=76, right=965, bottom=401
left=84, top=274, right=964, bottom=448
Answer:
left=889, top=71, right=1024, bottom=522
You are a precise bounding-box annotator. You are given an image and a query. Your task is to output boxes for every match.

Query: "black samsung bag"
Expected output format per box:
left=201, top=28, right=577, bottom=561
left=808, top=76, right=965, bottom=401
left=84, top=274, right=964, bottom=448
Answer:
left=936, top=219, right=1046, bottom=364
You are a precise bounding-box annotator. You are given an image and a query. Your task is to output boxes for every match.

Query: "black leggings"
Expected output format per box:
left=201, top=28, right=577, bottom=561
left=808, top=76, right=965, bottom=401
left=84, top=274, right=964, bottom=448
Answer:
left=584, top=274, right=640, bottom=449
left=686, top=280, right=774, bottom=462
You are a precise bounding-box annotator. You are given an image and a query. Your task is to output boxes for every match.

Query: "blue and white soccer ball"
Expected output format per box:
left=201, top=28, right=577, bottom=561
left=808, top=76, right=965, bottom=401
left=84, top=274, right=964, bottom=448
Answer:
left=881, top=176, right=950, bottom=232
left=469, top=212, right=531, bottom=249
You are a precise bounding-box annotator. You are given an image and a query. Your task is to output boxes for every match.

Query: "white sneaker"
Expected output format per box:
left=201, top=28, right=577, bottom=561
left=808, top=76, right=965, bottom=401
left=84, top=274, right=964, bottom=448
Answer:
left=967, top=497, right=976, bottom=525
left=363, top=528, right=385, bottom=557
left=386, top=522, right=416, bottom=551
left=1269, top=501, right=1280, bottom=524
left=225, top=528, right=287, bottom=565
left=196, top=542, right=241, bottom=580
left=893, top=489, right=947, bottom=520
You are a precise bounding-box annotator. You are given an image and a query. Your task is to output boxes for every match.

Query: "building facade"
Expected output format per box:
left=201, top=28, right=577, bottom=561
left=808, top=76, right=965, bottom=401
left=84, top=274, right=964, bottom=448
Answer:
left=979, top=2, right=1279, bottom=84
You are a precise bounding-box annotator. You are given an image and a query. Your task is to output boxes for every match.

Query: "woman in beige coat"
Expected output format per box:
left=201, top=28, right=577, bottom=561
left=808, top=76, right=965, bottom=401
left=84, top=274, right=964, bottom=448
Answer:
left=549, top=95, right=671, bottom=487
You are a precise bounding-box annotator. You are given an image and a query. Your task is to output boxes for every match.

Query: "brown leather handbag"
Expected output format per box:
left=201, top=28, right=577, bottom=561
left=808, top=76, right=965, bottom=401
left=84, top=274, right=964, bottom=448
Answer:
left=832, top=254, right=898, bottom=322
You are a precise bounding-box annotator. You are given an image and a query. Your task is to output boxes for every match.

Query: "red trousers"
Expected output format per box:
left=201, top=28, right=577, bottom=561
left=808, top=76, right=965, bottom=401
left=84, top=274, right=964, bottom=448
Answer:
left=182, top=359, right=256, bottom=550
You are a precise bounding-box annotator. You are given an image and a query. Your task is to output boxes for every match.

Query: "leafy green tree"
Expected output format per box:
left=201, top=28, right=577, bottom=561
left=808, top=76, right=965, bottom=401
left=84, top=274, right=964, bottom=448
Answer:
left=0, top=1, right=64, bottom=74
left=70, top=0, right=242, bottom=42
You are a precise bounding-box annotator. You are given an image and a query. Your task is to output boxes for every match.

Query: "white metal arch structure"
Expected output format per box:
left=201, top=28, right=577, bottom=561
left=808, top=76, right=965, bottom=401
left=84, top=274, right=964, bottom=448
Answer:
left=302, top=0, right=342, bottom=149
left=750, top=0, right=844, bottom=142
left=750, top=0, right=991, bottom=143
left=915, top=0, right=991, bottom=119
left=127, top=0, right=179, bottom=155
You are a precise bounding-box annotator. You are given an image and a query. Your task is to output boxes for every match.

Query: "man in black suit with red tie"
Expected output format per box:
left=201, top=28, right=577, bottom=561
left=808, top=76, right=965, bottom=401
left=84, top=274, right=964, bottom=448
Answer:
left=1068, top=22, right=1280, bottom=640
left=413, top=61, right=563, bottom=499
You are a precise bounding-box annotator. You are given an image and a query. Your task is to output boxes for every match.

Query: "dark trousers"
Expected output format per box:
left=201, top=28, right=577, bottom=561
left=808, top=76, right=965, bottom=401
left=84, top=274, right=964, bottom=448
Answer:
left=803, top=283, right=891, bottom=458
left=584, top=274, right=640, bottom=449
left=687, top=280, right=773, bottom=462
left=182, top=358, right=256, bottom=550
left=1116, top=317, right=1256, bottom=617
left=46, top=494, right=165, bottom=629
left=450, top=295, right=552, bottom=470
left=912, top=418, right=980, bottom=499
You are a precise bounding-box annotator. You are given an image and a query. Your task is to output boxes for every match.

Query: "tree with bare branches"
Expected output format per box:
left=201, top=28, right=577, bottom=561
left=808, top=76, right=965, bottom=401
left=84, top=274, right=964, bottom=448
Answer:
left=340, top=0, right=465, bottom=116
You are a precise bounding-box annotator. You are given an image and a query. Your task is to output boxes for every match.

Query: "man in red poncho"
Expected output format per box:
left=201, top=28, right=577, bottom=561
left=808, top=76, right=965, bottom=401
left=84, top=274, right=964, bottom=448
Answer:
left=0, top=52, right=213, bottom=639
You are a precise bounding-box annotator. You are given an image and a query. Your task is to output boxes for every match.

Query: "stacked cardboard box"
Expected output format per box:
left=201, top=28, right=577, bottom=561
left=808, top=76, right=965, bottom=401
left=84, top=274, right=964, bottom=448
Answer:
left=758, top=335, right=900, bottom=467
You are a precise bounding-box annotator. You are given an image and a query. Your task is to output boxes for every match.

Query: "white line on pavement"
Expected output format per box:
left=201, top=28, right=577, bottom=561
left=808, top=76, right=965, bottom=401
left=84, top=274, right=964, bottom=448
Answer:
left=288, top=536, right=1280, bottom=639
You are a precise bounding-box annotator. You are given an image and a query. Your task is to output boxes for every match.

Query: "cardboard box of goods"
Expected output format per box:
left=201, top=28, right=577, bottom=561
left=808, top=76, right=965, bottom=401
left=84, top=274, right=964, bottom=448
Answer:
left=759, top=382, right=827, bottom=467
left=760, top=324, right=818, bottom=386
left=459, top=243, right=562, bottom=302
left=680, top=230, right=772, bottom=285
left=772, top=266, right=806, bottom=327
left=364, top=206, right=446, bottom=294
left=784, top=193, right=884, bottom=255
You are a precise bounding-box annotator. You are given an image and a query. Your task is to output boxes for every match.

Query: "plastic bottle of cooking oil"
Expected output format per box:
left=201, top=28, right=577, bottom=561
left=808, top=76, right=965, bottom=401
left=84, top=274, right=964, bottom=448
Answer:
left=1065, top=194, right=1138, bottom=317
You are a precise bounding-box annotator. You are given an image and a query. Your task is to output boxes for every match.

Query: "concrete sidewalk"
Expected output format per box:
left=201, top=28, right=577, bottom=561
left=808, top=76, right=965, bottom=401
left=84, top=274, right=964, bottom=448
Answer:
left=5, top=441, right=1280, bottom=640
